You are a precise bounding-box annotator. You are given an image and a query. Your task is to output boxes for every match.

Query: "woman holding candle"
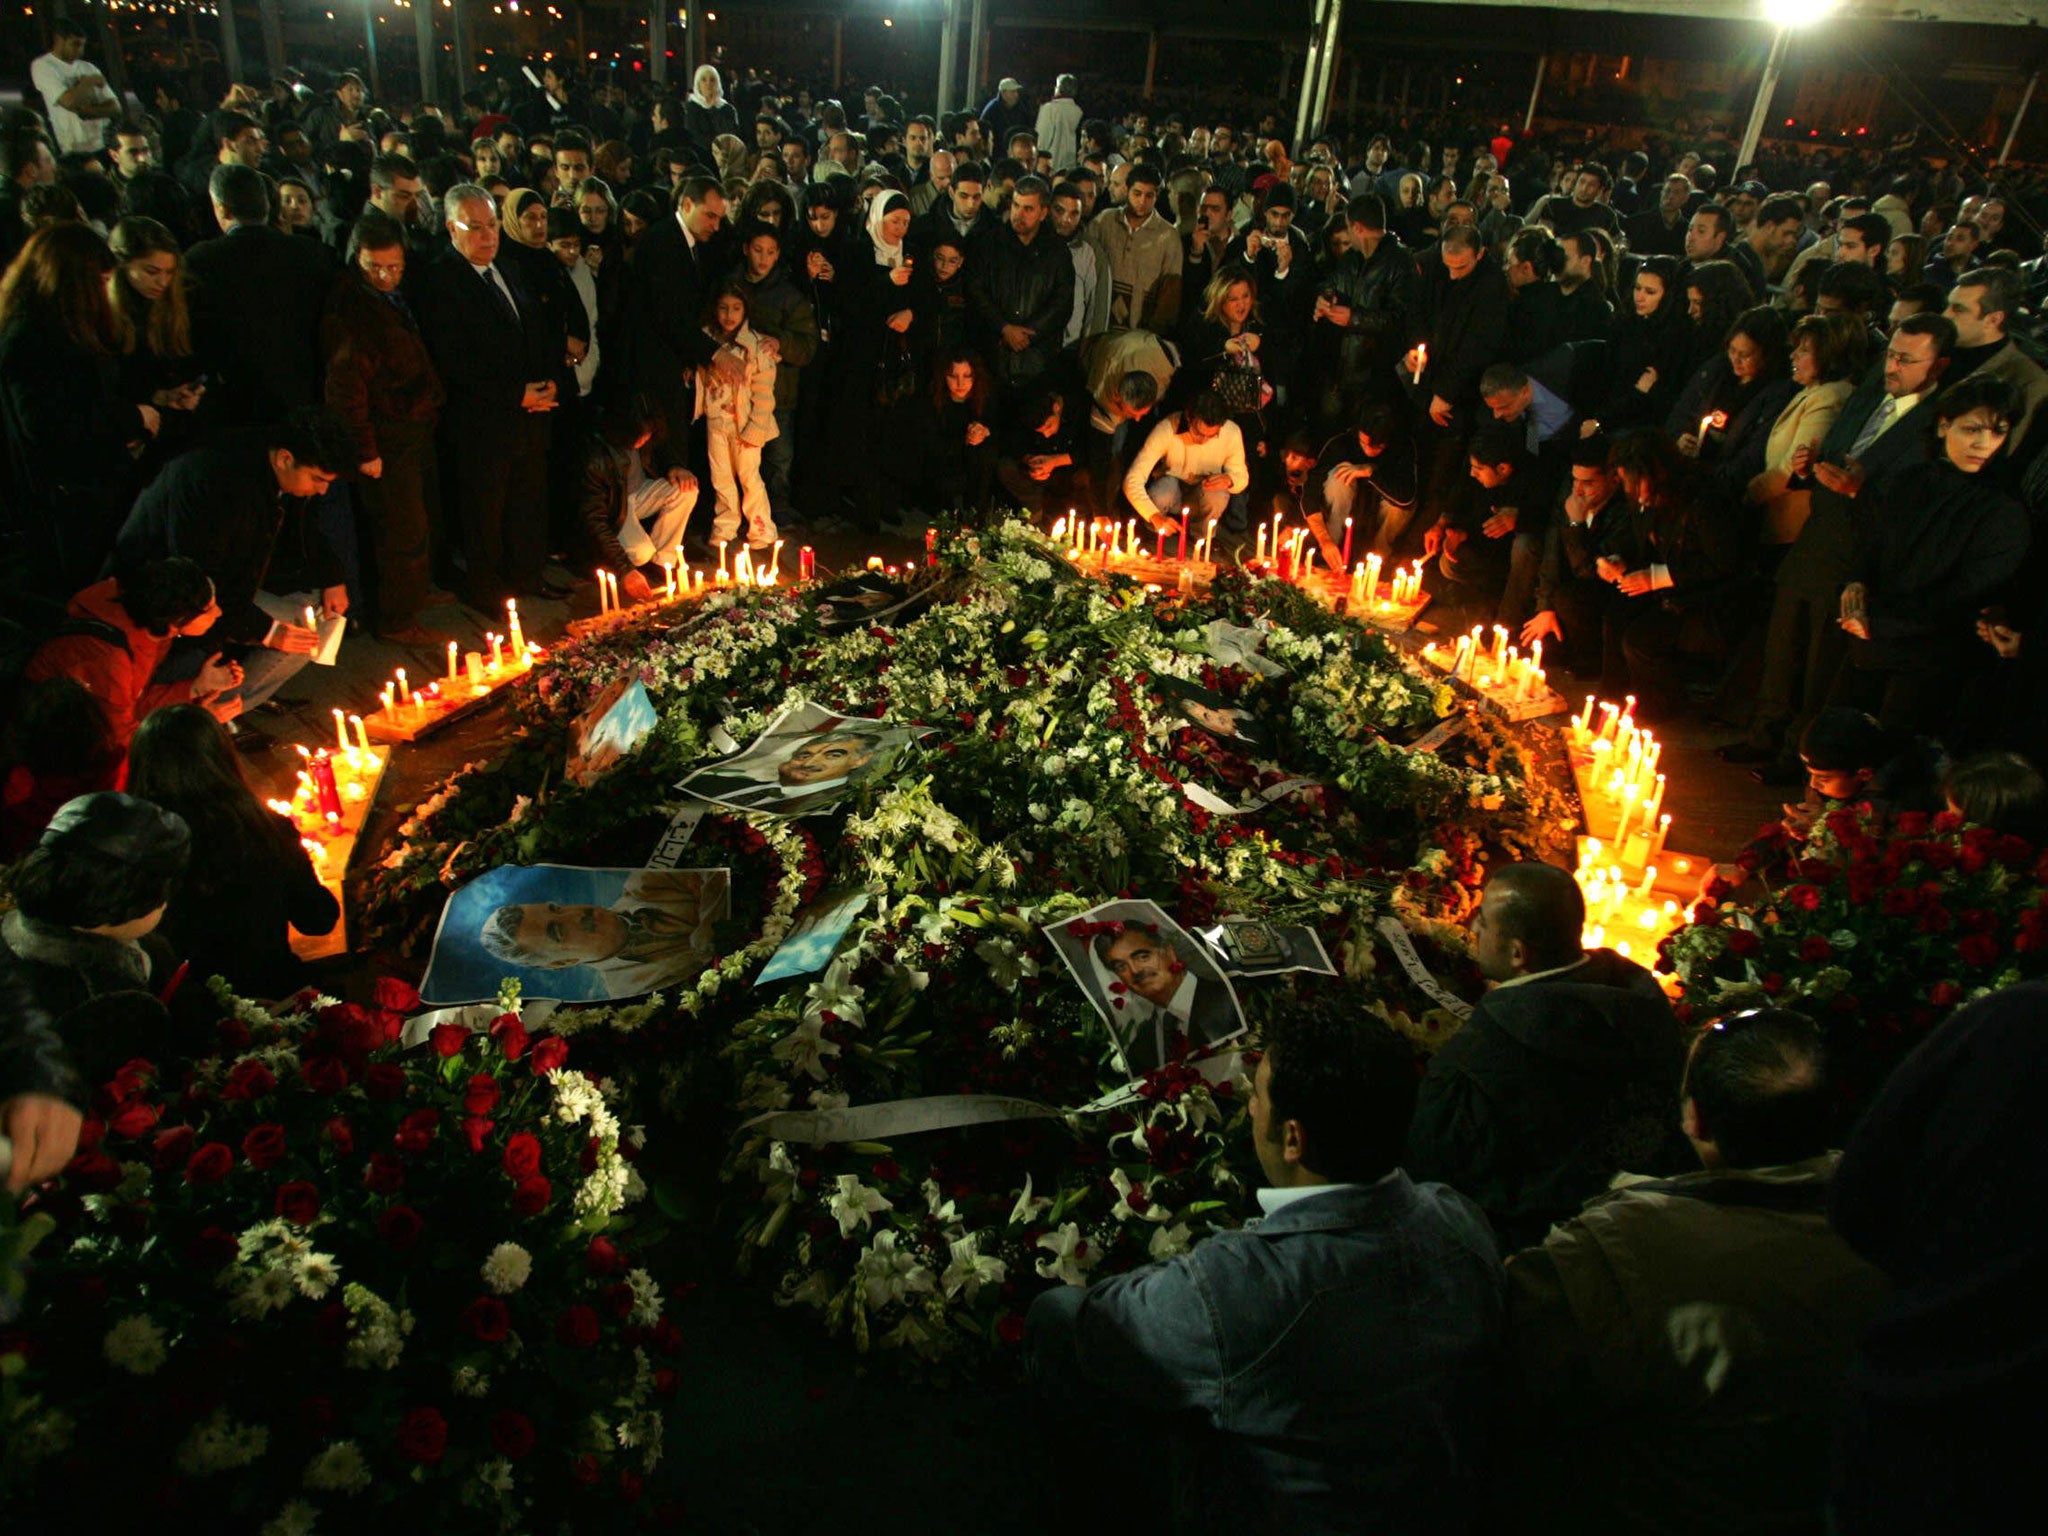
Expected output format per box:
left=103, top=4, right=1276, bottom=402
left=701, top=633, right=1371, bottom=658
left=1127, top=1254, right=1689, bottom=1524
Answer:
left=1744, top=313, right=1865, bottom=550
left=904, top=348, right=999, bottom=522
left=1666, top=305, right=1795, bottom=507
left=126, top=706, right=338, bottom=999
left=1179, top=272, right=1268, bottom=530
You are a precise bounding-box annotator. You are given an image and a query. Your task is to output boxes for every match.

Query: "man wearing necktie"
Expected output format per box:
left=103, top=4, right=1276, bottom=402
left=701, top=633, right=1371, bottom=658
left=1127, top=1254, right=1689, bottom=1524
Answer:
left=419, top=184, right=562, bottom=611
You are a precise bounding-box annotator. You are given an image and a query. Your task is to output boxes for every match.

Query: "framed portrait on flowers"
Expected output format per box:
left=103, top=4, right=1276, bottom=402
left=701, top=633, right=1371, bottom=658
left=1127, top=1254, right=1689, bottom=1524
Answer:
left=1152, top=673, right=1271, bottom=749
left=1042, top=899, right=1246, bottom=1078
left=677, top=700, right=929, bottom=818
left=421, top=863, right=730, bottom=1005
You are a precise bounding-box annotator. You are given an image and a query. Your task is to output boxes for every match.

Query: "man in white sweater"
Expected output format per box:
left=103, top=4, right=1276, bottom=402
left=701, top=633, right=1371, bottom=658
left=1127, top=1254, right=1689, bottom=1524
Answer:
left=1123, top=390, right=1249, bottom=533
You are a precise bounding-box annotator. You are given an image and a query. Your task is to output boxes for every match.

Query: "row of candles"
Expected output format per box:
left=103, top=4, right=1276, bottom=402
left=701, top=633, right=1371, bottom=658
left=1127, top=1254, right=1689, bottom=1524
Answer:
left=1421, top=624, right=1553, bottom=704
left=595, top=540, right=815, bottom=613
left=1566, top=692, right=1672, bottom=866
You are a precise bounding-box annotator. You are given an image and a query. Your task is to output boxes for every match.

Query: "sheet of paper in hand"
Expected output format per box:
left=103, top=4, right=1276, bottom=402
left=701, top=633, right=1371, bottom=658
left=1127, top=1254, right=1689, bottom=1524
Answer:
left=420, top=863, right=730, bottom=1005
left=677, top=699, right=929, bottom=818
left=566, top=677, right=658, bottom=787
left=1042, top=899, right=1247, bottom=1080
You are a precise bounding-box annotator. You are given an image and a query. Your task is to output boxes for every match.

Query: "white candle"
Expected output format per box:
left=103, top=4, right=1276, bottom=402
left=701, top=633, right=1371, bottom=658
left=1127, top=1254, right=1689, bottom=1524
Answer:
left=488, top=632, right=503, bottom=671
left=332, top=707, right=348, bottom=754
left=395, top=668, right=409, bottom=705
left=506, top=600, right=524, bottom=658
left=446, top=640, right=458, bottom=682
left=381, top=685, right=395, bottom=722
left=350, top=714, right=370, bottom=754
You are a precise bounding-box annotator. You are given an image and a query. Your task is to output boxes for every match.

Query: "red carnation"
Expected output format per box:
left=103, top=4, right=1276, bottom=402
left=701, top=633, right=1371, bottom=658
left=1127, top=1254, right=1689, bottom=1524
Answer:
left=1798, top=935, right=1834, bottom=963
left=106, top=1100, right=160, bottom=1139
left=429, top=1022, right=470, bottom=1058
left=555, top=1304, right=601, bottom=1348
left=151, top=1123, right=196, bottom=1173
left=394, top=1109, right=441, bottom=1154
left=221, top=1059, right=277, bottom=1101
left=364, top=1152, right=406, bottom=1194
left=586, top=1235, right=626, bottom=1275
left=275, top=1181, right=321, bottom=1226
left=1785, top=885, right=1822, bottom=913
left=363, top=1063, right=407, bottom=1100
left=490, top=1410, right=536, bottom=1461
left=511, top=1175, right=553, bottom=1215
left=373, top=976, right=421, bottom=1013
left=529, top=1036, right=570, bottom=1077
left=396, top=1406, right=448, bottom=1466
left=501, top=1132, right=544, bottom=1182
left=462, top=1296, right=511, bottom=1343
left=241, top=1123, right=289, bottom=1170
left=461, top=1116, right=496, bottom=1154
left=301, top=1055, right=351, bottom=1095
left=321, top=1116, right=354, bottom=1156
left=462, top=1074, right=501, bottom=1116
left=489, top=1013, right=529, bottom=1062
left=184, top=1141, right=234, bottom=1184
left=1957, top=934, right=2001, bottom=969
left=378, top=1204, right=424, bottom=1250
left=1894, top=811, right=1931, bottom=838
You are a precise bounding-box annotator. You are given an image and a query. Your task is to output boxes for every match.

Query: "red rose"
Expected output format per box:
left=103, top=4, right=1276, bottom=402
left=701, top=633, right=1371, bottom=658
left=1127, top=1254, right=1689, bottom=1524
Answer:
left=221, top=1060, right=278, bottom=1101
left=528, top=1037, right=570, bottom=1077
left=463, top=1074, right=501, bottom=1116
left=461, top=1116, right=496, bottom=1153
left=1798, top=935, right=1834, bottom=963
left=1727, top=929, right=1762, bottom=959
left=555, top=1304, right=601, bottom=1348
left=429, top=1022, right=470, bottom=1058
left=364, top=1063, right=407, bottom=1101
left=187, top=1225, right=238, bottom=1270
left=586, top=1235, right=626, bottom=1275
left=65, top=1150, right=123, bottom=1191
left=1918, top=905, right=1954, bottom=936
left=1761, top=972, right=1786, bottom=996
left=275, top=1181, right=321, bottom=1226
left=489, top=1013, right=529, bottom=1062
left=378, top=1204, right=424, bottom=1249
left=490, top=1410, right=535, bottom=1461
left=151, top=1123, right=196, bottom=1172
left=1786, top=885, right=1822, bottom=912
left=463, top=1296, right=511, bottom=1343
left=184, top=1142, right=235, bottom=1184
left=106, top=1100, right=160, bottom=1139
left=321, top=1117, right=354, bottom=1156
left=1928, top=980, right=1965, bottom=1008
left=217, top=1016, right=252, bottom=1051
left=396, top=1406, right=448, bottom=1466
left=364, top=1152, right=406, bottom=1195
left=1957, top=934, right=2001, bottom=969
left=569, top=1454, right=602, bottom=1487
left=373, top=976, right=422, bottom=1013
left=511, top=1175, right=553, bottom=1215
left=317, top=1003, right=382, bottom=1058
left=1893, top=811, right=1931, bottom=838
left=394, top=1109, right=441, bottom=1154
left=301, top=1056, right=350, bottom=1095
left=501, top=1132, right=544, bottom=1182
left=241, top=1123, right=289, bottom=1170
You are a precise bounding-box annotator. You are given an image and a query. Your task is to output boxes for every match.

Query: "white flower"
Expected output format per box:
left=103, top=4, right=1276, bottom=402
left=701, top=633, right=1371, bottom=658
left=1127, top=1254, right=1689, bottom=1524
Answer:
left=101, top=1314, right=167, bottom=1376
left=975, top=936, right=1038, bottom=990
left=1109, top=1168, right=1170, bottom=1224
left=1008, top=1173, right=1052, bottom=1227
left=176, top=1409, right=269, bottom=1476
left=481, top=1241, right=533, bottom=1295
left=829, top=1174, right=893, bottom=1237
left=293, top=1252, right=341, bottom=1299
left=303, top=1440, right=373, bottom=1494
left=921, top=1178, right=959, bottom=1227
left=233, top=1266, right=297, bottom=1318
left=940, top=1234, right=1007, bottom=1302
left=476, top=1458, right=516, bottom=1495
left=770, top=1016, right=841, bottom=1081
left=1034, top=1222, right=1100, bottom=1287
left=1147, top=1223, right=1195, bottom=1261
left=625, top=1268, right=663, bottom=1326
left=258, top=1501, right=320, bottom=1536
left=855, top=1230, right=935, bottom=1310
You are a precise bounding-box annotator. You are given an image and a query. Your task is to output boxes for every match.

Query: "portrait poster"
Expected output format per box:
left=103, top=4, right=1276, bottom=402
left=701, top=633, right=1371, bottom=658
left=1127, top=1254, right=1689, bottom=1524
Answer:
left=756, top=888, right=870, bottom=987
left=1041, top=899, right=1247, bottom=1078
left=566, top=677, right=658, bottom=788
left=677, top=700, right=928, bottom=818
left=812, top=572, right=932, bottom=634
left=1152, top=673, right=1271, bottom=749
left=420, top=863, right=730, bottom=1005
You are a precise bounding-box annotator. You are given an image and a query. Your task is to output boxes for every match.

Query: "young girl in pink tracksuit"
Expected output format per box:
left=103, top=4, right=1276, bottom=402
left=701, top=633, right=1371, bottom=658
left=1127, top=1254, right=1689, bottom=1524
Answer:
left=695, top=281, right=780, bottom=549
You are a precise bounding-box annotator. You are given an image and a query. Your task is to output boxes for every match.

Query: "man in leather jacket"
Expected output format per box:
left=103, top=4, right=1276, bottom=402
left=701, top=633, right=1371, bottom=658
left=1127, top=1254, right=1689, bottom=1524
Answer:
left=969, top=175, right=1074, bottom=401
left=1309, top=192, right=1418, bottom=425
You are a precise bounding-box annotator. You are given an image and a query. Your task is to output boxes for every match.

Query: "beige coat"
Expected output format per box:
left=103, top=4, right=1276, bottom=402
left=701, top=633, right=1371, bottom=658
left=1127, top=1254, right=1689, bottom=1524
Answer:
left=1749, top=378, right=1854, bottom=544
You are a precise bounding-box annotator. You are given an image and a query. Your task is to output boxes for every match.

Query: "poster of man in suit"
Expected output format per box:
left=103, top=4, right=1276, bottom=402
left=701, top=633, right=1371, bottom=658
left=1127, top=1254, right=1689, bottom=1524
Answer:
left=1043, top=899, right=1246, bottom=1077
left=677, top=700, right=926, bottom=817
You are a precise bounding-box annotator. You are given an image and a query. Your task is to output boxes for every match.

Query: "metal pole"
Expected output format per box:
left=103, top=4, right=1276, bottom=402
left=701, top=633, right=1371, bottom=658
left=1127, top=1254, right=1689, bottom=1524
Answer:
left=964, top=0, right=985, bottom=112
left=650, top=2, right=667, bottom=88
left=1523, top=53, right=1547, bottom=133
left=1292, top=0, right=1327, bottom=156
left=363, top=0, right=382, bottom=101
left=1143, top=29, right=1158, bottom=103
left=1737, top=26, right=1792, bottom=173
left=685, top=0, right=700, bottom=85
left=1997, top=70, right=2039, bottom=167
left=92, top=1, right=129, bottom=100
left=256, top=0, right=286, bottom=79
left=414, top=0, right=437, bottom=105
left=1310, top=0, right=1344, bottom=137
left=219, top=0, right=245, bottom=84
left=937, top=0, right=958, bottom=118
left=451, top=0, right=473, bottom=89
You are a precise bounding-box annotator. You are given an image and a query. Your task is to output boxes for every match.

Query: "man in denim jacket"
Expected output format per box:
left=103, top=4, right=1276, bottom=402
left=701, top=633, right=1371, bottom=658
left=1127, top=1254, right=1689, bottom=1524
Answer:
left=1025, top=997, right=1504, bottom=1534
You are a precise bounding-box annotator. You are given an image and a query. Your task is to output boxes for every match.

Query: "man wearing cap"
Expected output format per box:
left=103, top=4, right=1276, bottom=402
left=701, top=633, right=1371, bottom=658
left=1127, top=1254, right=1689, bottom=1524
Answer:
left=1034, top=74, right=1083, bottom=175
left=0, top=793, right=194, bottom=1190
left=980, top=77, right=1035, bottom=149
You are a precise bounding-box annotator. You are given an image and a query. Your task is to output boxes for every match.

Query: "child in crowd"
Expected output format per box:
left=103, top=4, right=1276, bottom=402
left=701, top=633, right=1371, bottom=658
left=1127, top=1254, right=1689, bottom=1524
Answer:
left=696, top=281, right=780, bottom=552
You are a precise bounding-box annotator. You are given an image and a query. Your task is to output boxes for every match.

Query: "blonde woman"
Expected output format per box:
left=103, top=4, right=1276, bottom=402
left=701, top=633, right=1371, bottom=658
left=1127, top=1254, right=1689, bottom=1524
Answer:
left=1748, top=312, right=1866, bottom=546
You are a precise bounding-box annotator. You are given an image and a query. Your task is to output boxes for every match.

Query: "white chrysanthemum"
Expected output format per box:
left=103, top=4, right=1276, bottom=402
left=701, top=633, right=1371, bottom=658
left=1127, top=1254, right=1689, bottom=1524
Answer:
left=625, top=1267, right=663, bottom=1326
left=176, top=1409, right=269, bottom=1476
left=234, top=1266, right=296, bottom=1318
left=303, top=1440, right=373, bottom=1495
left=480, top=1241, right=533, bottom=1295
left=476, top=1458, right=516, bottom=1494
left=293, top=1252, right=341, bottom=1299
left=258, top=1500, right=320, bottom=1536
left=101, top=1314, right=168, bottom=1376
left=452, top=1364, right=493, bottom=1398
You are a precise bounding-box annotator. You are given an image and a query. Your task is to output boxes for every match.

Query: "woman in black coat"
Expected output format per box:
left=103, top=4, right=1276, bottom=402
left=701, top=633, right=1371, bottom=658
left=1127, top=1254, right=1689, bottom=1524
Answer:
left=816, top=191, right=918, bottom=530
left=125, top=705, right=338, bottom=1000
left=0, top=224, right=161, bottom=598
left=1667, top=305, right=1797, bottom=515
left=1583, top=254, right=1690, bottom=438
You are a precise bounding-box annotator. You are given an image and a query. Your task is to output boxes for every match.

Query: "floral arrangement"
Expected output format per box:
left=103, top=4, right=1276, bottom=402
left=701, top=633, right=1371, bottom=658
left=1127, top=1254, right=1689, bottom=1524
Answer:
left=351, top=522, right=1536, bottom=1365
left=2, top=980, right=677, bottom=1531
left=1666, top=804, right=2048, bottom=1115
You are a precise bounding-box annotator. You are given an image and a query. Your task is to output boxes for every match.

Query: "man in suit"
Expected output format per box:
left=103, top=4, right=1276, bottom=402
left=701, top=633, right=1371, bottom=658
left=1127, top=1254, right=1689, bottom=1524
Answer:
left=1027, top=995, right=1504, bottom=1532
left=186, top=162, right=339, bottom=428
left=621, top=174, right=738, bottom=449
left=1095, top=921, right=1240, bottom=1073
left=478, top=868, right=728, bottom=1000
left=1406, top=860, right=1689, bottom=1250
left=1725, top=312, right=1957, bottom=780
left=418, top=183, right=563, bottom=610
left=682, top=726, right=904, bottom=816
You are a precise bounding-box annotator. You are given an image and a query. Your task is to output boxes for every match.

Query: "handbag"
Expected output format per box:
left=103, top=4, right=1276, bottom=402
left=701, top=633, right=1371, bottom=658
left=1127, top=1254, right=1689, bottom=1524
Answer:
left=1209, top=344, right=1270, bottom=416
left=873, top=333, right=918, bottom=410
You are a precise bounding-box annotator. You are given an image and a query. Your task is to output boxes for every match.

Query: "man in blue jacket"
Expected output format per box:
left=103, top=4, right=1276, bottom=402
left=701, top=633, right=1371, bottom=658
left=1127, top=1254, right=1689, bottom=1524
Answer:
left=1026, top=995, right=1504, bottom=1534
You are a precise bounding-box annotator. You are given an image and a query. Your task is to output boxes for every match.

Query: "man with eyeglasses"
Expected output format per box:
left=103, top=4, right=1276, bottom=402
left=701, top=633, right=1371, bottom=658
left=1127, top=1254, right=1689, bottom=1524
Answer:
left=1501, top=1008, right=1887, bottom=1533
left=1406, top=860, right=1689, bottom=1251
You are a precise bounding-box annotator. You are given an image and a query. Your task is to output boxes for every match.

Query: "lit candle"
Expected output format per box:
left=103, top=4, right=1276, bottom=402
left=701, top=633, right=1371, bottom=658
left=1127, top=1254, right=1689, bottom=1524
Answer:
left=304, top=604, right=319, bottom=635
left=1411, top=342, right=1428, bottom=384
left=1653, top=813, right=1673, bottom=858
left=1597, top=702, right=1620, bottom=742
left=1254, top=523, right=1267, bottom=563
left=310, top=750, right=342, bottom=822
left=1299, top=542, right=1316, bottom=583
left=332, top=707, right=349, bottom=754
left=1177, top=565, right=1196, bottom=595
left=770, top=540, right=785, bottom=583
left=446, top=640, right=458, bottom=683
left=1126, top=518, right=1138, bottom=558
left=663, top=563, right=676, bottom=600
left=866, top=555, right=884, bottom=571
left=1350, top=563, right=1366, bottom=603
left=1613, top=783, right=1640, bottom=850
left=488, top=632, right=503, bottom=671
left=1698, top=413, right=1716, bottom=446
left=395, top=668, right=410, bottom=705
left=1177, top=511, right=1189, bottom=562
left=349, top=714, right=371, bottom=754
left=1340, top=512, right=1353, bottom=569
left=799, top=545, right=815, bottom=582
left=465, top=652, right=484, bottom=688
left=506, top=600, right=524, bottom=658
left=694, top=568, right=706, bottom=592
left=926, top=527, right=939, bottom=566
left=1363, top=553, right=1382, bottom=605
left=1492, top=625, right=1508, bottom=665
left=1529, top=639, right=1543, bottom=679
left=1155, top=522, right=1167, bottom=559
left=1575, top=695, right=1595, bottom=735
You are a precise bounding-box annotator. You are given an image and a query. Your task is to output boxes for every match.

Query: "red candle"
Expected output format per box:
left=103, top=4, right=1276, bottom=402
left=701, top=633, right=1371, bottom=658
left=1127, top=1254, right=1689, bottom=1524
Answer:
left=1155, top=524, right=1167, bottom=559
left=1340, top=515, right=1353, bottom=569
left=1277, top=544, right=1296, bottom=582
left=799, top=545, right=815, bottom=582
left=310, top=751, right=342, bottom=822
left=925, top=526, right=939, bottom=567
left=1177, top=511, right=1189, bottom=561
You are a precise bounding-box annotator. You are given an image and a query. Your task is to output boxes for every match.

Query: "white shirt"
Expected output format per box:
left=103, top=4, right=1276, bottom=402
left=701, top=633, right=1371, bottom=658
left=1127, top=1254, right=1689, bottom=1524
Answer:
left=31, top=51, right=114, bottom=155
left=1123, top=414, right=1250, bottom=516
left=1254, top=1177, right=1379, bottom=1218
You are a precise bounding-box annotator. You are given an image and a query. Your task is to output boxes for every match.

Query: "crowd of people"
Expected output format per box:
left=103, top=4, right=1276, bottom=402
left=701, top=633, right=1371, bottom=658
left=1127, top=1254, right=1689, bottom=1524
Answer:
left=1, top=21, right=2045, bottom=1532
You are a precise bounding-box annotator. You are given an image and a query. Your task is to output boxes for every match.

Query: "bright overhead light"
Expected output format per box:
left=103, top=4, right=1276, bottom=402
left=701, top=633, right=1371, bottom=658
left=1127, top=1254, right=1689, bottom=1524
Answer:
left=1763, top=0, right=1839, bottom=27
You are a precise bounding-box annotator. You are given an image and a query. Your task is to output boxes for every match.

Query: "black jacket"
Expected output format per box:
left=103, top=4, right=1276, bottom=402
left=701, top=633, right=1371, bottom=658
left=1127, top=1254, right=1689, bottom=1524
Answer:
left=910, top=200, right=1000, bottom=265
left=1414, top=256, right=1511, bottom=413
left=1406, top=949, right=1690, bottom=1250
left=417, top=244, right=562, bottom=426
left=320, top=269, right=446, bottom=463
left=619, top=214, right=731, bottom=441
left=0, top=312, right=151, bottom=543
left=0, top=910, right=176, bottom=1107
left=969, top=226, right=1074, bottom=391
left=1777, top=374, right=1936, bottom=602
left=185, top=221, right=339, bottom=426
left=1318, top=236, right=1420, bottom=394
left=153, top=807, right=339, bottom=1000
left=110, top=436, right=341, bottom=645
left=577, top=435, right=682, bottom=574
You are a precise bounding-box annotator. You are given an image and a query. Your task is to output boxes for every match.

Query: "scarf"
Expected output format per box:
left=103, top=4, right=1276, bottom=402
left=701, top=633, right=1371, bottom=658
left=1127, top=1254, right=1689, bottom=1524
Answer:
left=868, top=191, right=909, bottom=269
left=500, top=187, right=546, bottom=247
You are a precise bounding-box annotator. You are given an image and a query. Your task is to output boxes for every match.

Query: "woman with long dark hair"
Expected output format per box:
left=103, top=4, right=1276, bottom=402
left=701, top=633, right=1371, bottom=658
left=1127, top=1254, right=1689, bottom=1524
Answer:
left=0, top=222, right=161, bottom=597
left=106, top=216, right=204, bottom=474
left=1668, top=305, right=1797, bottom=507
left=125, top=704, right=338, bottom=999
left=1582, top=254, right=1689, bottom=438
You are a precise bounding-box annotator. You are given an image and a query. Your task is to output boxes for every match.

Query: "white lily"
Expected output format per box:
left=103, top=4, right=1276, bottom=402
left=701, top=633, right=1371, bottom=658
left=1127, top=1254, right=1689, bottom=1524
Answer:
left=1034, top=1222, right=1099, bottom=1286
left=855, top=1230, right=935, bottom=1310
left=1109, top=1168, right=1170, bottom=1224
left=1008, top=1173, right=1052, bottom=1227
left=1147, top=1222, right=1194, bottom=1260
left=829, top=1174, right=893, bottom=1237
left=940, top=1234, right=1007, bottom=1302
left=921, top=1178, right=960, bottom=1227
left=770, top=1016, right=840, bottom=1081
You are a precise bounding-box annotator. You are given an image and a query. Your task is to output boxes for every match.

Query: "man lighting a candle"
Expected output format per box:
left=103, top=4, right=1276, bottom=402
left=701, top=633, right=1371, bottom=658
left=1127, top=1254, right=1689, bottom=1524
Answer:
left=1121, top=390, right=1249, bottom=539
left=577, top=399, right=699, bottom=605
left=1304, top=404, right=1420, bottom=564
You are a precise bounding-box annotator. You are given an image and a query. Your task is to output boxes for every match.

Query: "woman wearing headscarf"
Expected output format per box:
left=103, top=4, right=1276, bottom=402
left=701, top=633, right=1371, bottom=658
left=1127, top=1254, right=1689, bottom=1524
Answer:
left=499, top=186, right=591, bottom=554
left=1581, top=254, right=1689, bottom=439
left=815, top=190, right=917, bottom=530
left=684, top=66, right=740, bottom=163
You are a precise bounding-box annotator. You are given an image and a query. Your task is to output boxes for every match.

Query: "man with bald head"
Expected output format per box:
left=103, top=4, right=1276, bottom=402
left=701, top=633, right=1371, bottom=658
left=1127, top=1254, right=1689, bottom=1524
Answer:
left=1405, top=860, right=1689, bottom=1248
